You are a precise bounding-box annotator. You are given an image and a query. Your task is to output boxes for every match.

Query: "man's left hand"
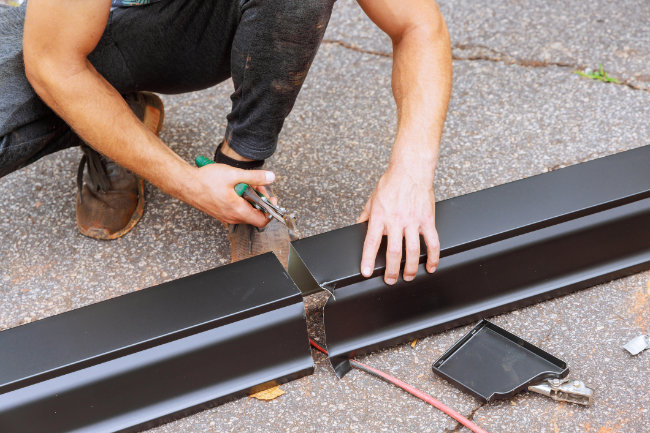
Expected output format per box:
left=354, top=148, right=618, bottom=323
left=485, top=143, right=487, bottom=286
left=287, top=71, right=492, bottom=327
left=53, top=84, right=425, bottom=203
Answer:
left=358, top=166, right=440, bottom=285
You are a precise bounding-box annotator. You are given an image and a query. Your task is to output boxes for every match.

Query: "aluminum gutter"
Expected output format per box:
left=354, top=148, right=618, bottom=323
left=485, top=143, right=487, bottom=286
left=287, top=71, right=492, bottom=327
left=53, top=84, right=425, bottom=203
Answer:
left=0, top=253, right=313, bottom=432
left=325, top=198, right=650, bottom=376
left=1, top=146, right=648, bottom=429
left=289, top=145, right=650, bottom=292
left=288, top=145, right=650, bottom=376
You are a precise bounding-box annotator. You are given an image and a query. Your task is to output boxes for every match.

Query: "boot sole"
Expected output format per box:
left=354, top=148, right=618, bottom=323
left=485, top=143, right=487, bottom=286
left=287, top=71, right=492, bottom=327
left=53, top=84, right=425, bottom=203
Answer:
left=228, top=220, right=291, bottom=269
left=76, top=177, right=146, bottom=240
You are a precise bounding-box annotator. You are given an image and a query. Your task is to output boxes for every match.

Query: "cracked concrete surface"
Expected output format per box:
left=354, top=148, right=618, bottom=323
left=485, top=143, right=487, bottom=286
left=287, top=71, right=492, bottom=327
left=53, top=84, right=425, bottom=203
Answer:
left=1, top=0, right=649, bottom=432
left=324, top=35, right=649, bottom=94
left=327, top=0, right=650, bottom=91
left=444, top=403, right=486, bottom=433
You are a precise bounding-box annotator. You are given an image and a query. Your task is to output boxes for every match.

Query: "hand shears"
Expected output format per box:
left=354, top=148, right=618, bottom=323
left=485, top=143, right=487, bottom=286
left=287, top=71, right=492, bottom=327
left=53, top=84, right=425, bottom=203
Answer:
left=195, top=155, right=299, bottom=241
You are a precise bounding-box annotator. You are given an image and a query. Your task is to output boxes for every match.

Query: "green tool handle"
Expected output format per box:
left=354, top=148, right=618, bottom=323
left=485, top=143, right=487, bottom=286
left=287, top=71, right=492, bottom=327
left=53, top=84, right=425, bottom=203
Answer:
left=194, top=155, right=249, bottom=196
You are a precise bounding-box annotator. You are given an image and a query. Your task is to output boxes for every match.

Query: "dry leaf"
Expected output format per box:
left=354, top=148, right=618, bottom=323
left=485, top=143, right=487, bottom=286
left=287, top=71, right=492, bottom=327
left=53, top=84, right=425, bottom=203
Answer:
left=410, top=339, right=418, bottom=348
left=250, top=385, right=285, bottom=401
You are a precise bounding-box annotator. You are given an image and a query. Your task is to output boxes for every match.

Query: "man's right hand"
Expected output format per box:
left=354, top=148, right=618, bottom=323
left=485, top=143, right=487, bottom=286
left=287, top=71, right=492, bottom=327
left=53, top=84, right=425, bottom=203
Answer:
left=187, top=164, right=276, bottom=227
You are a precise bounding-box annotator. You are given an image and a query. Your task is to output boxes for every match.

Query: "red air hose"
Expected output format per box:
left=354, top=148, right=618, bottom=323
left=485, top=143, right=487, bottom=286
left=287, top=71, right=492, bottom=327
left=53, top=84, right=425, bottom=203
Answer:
left=309, top=339, right=490, bottom=433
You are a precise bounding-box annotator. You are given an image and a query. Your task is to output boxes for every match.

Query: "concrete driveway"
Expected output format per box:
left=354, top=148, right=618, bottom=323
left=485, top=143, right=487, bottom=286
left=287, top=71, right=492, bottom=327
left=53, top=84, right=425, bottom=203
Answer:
left=1, top=1, right=648, bottom=431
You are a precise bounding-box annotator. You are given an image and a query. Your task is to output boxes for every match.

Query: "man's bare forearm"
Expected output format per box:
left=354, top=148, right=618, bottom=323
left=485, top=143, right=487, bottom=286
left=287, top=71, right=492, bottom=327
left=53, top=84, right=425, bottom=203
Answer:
left=388, top=12, right=452, bottom=181
left=23, top=0, right=200, bottom=205
left=27, top=59, right=198, bottom=204
left=356, top=0, right=451, bottom=282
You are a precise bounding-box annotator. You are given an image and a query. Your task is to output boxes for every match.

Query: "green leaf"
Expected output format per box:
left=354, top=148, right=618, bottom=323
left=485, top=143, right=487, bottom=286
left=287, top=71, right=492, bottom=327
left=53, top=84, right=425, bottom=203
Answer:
left=574, top=71, right=592, bottom=79
left=575, top=65, right=620, bottom=84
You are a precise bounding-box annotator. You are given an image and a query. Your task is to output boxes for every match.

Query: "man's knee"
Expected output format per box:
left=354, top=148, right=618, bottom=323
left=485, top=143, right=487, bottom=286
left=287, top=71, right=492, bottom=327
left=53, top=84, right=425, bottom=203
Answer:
left=265, top=0, right=336, bottom=66
left=291, top=0, right=336, bottom=31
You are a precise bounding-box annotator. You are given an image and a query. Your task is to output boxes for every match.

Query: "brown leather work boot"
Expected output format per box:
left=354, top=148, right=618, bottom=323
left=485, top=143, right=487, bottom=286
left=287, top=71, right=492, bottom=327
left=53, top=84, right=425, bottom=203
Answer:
left=76, top=92, right=164, bottom=240
left=228, top=218, right=292, bottom=269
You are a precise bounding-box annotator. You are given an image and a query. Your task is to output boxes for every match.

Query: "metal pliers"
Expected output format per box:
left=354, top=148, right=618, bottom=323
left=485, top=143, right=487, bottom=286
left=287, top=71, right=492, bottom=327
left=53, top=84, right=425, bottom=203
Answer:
left=233, top=182, right=299, bottom=241
left=195, top=155, right=299, bottom=241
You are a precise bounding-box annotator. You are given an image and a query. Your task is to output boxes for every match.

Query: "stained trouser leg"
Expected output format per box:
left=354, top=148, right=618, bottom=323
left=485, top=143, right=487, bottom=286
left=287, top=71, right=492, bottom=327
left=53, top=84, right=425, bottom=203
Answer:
left=225, top=0, right=336, bottom=161
left=109, top=0, right=338, bottom=161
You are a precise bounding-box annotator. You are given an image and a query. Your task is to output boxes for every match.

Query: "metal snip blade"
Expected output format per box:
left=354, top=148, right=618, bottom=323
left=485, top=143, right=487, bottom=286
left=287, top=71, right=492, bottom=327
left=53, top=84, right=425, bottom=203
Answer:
left=285, top=214, right=300, bottom=242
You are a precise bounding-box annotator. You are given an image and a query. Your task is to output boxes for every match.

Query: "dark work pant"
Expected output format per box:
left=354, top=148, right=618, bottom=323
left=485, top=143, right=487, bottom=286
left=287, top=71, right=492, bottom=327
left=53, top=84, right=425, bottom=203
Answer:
left=0, top=0, right=335, bottom=178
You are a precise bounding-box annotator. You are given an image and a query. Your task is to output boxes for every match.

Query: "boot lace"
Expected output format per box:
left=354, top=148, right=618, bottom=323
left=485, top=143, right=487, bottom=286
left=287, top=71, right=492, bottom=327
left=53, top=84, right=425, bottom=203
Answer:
left=77, top=144, right=111, bottom=201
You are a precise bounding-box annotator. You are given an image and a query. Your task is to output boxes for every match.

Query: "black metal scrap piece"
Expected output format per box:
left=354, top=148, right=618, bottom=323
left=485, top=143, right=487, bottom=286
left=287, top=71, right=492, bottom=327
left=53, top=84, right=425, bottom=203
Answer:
left=0, top=253, right=313, bottom=433
left=288, top=145, right=650, bottom=377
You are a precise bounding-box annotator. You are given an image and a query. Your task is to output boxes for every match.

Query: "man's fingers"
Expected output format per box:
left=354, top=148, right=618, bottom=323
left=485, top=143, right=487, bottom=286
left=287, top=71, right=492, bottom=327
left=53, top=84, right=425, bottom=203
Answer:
left=357, top=202, right=370, bottom=223
left=384, top=227, right=403, bottom=285
left=235, top=168, right=275, bottom=186
left=422, top=224, right=440, bottom=273
left=256, top=185, right=270, bottom=197
left=255, top=185, right=278, bottom=205
left=360, top=220, right=383, bottom=278
left=403, top=227, right=420, bottom=282
left=235, top=202, right=270, bottom=228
